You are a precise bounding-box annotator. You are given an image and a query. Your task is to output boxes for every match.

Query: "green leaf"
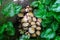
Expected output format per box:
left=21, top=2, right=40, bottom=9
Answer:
left=34, top=9, right=47, bottom=19
left=19, top=35, right=30, bottom=40
left=6, top=22, right=15, bottom=36
left=51, top=22, right=59, bottom=31
left=0, top=0, right=2, bottom=6
left=41, top=28, right=55, bottom=39
left=53, top=13, right=60, bottom=23
left=41, top=17, right=53, bottom=27
left=31, top=1, right=39, bottom=8
left=50, top=0, right=60, bottom=12
left=2, top=2, right=22, bottom=17
left=54, top=36, right=60, bottom=40
left=39, top=0, right=51, bottom=5
left=0, top=24, right=7, bottom=34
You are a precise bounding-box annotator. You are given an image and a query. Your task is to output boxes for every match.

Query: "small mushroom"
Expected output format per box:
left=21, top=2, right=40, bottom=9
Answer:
left=22, top=23, right=29, bottom=27
left=18, top=13, right=24, bottom=17
left=27, top=12, right=34, bottom=17
left=31, top=22, right=35, bottom=25
left=26, top=6, right=30, bottom=8
left=25, top=8, right=29, bottom=12
left=29, top=7, right=32, bottom=12
left=21, top=8, right=25, bottom=13
left=23, top=27, right=28, bottom=30
left=29, top=27, right=35, bottom=34
left=33, top=17, right=36, bottom=22
left=27, top=16, right=31, bottom=20
left=21, top=16, right=28, bottom=22
left=36, top=22, right=40, bottom=25
left=25, top=32, right=30, bottom=36
left=31, top=25, right=36, bottom=28
left=31, top=33, right=36, bottom=37
left=36, top=27, right=41, bottom=30
left=36, top=31, right=40, bottom=36
left=28, top=19, right=32, bottom=23
left=37, top=18, right=42, bottom=23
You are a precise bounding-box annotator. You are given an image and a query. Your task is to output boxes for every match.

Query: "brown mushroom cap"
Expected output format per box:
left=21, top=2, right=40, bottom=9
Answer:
left=32, top=17, right=36, bottom=22
left=21, top=8, right=25, bottom=13
left=37, top=18, right=42, bottom=23
left=22, top=23, right=29, bottom=27
left=36, top=27, right=41, bottom=30
left=36, top=22, right=40, bottom=26
left=23, top=27, right=28, bottom=30
left=25, top=32, right=30, bottom=36
left=18, top=13, right=24, bottom=17
left=31, top=22, right=35, bottom=25
left=31, top=33, right=36, bottom=37
left=31, top=25, right=36, bottom=28
left=28, top=27, right=35, bottom=34
left=27, top=12, right=34, bottom=17
left=36, top=31, right=40, bottom=36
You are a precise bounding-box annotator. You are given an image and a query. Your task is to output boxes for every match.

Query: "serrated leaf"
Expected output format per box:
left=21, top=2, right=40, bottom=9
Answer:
left=41, top=28, right=55, bottom=39
left=2, top=2, right=22, bottom=17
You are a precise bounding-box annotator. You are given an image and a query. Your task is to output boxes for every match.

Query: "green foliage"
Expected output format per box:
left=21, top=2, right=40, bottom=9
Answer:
left=19, top=35, right=30, bottom=40
left=0, top=22, right=15, bottom=40
left=54, top=36, right=60, bottom=40
left=2, top=2, right=22, bottom=17
left=0, top=0, right=60, bottom=40
left=6, top=22, right=15, bottom=36
left=30, top=0, right=60, bottom=40
left=0, top=24, right=7, bottom=34
left=50, top=0, right=60, bottom=12
left=0, top=0, right=2, bottom=6
left=41, top=28, right=55, bottom=39
left=0, top=22, right=15, bottom=36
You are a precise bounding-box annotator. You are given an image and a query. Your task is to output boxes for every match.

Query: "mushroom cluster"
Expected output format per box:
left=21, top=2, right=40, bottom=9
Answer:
left=17, top=6, right=42, bottom=37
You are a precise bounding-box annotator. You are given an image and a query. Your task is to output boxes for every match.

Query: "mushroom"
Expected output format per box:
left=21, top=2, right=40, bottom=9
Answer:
left=29, top=27, right=35, bottom=34
left=31, top=25, right=36, bottom=28
left=37, top=18, right=42, bottom=23
left=31, top=33, right=36, bottom=37
left=21, top=16, right=28, bottom=22
left=27, top=12, right=34, bottom=17
left=36, top=27, right=41, bottom=30
left=25, top=8, right=29, bottom=12
left=33, top=17, right=36, bottom=22
left=23, top=27, right=28, bottom=30
left=36, top=31, right=40, bottom=36
left=25, top=32, right=30, bottom=36
left=36, top=22, right=40, bottom=26
left=18, top=13, right=24, bottom=17
left=21, top=8, right=25, bottom=13
left=31, top=22, right=35, bottom=25
left=22, top=23, right=29, bottom=27
left=29, top=7, right=32, bottom=11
